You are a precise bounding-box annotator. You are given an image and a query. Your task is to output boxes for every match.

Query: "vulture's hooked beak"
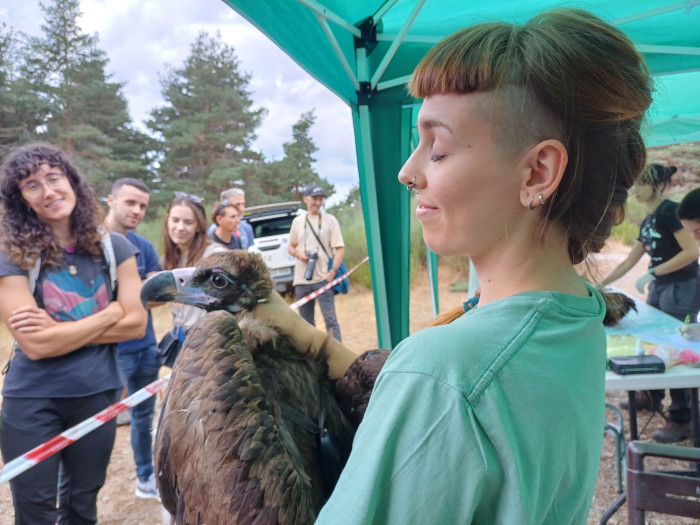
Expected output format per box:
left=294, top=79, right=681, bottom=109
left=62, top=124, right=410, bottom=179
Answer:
left=140, top=267, right=219, bottom=310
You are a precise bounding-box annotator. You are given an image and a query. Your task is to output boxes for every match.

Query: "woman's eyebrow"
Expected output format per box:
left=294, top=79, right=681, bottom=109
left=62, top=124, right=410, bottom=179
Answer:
left=419, top=118, right=452, bottom=132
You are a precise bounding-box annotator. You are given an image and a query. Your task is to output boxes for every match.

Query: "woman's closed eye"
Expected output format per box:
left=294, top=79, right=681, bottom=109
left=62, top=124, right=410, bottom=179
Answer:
left=430, top=153, right=445, bottom=162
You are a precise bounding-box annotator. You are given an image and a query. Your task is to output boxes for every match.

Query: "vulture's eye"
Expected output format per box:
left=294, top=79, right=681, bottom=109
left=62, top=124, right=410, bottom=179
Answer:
left=210, top=274, right=228, bottom=289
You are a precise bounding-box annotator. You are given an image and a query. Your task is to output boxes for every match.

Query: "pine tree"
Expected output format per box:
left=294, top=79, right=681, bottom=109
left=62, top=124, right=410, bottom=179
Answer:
left=0, top=24, right=49, bottom=155
left=23, top=0, right=153, bottom=195
left=278, top=110, right=333, bottom=200
left=148, top=31, right=265, bottom=205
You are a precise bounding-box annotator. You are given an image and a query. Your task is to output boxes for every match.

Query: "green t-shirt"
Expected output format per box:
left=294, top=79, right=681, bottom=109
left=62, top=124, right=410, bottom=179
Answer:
left=318, top=283, right=606, bottom=524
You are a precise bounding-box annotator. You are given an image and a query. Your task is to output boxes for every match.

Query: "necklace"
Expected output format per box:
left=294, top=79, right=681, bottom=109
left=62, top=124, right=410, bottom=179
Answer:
left=65, top=246, right=78, bottom=277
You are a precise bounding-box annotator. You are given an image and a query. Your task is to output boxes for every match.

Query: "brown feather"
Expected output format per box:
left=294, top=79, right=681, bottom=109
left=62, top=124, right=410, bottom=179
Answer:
left=152, top=251, right=353, bottom=525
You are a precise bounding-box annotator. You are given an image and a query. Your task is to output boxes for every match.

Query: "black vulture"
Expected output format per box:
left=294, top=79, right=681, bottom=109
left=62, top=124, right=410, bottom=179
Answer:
left=141, top=250, right=353, bottom=525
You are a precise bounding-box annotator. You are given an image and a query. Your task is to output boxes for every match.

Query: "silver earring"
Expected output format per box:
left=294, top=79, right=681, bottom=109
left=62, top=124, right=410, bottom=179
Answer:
left=528, top=193, right=546, bottom=210
left=407, top=177, right=416, bottom=193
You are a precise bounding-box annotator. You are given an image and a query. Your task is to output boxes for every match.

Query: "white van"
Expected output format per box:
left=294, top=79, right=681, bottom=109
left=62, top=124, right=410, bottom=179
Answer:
left=245, top=201, right=304, bottom=294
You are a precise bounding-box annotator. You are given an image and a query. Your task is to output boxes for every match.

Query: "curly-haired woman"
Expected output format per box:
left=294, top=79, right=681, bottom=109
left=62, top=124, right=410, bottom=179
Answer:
left=0, top=143, right=147, bottom=524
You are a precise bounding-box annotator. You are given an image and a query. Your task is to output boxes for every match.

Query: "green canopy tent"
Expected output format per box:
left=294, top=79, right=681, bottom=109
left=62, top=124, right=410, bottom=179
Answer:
left=224, top=0, right=700, bottom=349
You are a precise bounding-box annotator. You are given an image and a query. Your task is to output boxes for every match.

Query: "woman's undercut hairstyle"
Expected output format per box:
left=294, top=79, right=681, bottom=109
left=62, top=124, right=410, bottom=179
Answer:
left=678, top=187, right=700, bottom=222
left=0, top=143, right=105, bottom=269
left=408, top=8, right=652, bottom=264
left=162, top=195, right=210, bottom=270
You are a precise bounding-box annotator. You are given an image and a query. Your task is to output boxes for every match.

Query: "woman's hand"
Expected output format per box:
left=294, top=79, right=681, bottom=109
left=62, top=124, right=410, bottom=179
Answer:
left=253, top=290, right=319, bottom=354
left=252, top=290, right=359, bottom=378
left=635, top=273, right=655, bottom=294
left=678, top=323, right=700, bottom=340
left=8, top=305, right=57, bottom=333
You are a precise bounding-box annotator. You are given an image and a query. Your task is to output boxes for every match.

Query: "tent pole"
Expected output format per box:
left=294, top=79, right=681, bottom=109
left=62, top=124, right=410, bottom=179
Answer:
left=612, top=3, right=693, bottom=25
left=354, top=47, right=393, bottom=348
left=294, top=0, right=362, bottom=37
left=468, top=260, right=479, bottom=298
left=427, top=249, right=439, bottom=317
left=313, top=13, right=360, bottom=90
left=370, top=0, right=425, bottom=88
left=371, top=0, right=401, bottom=24
left=356, top=104, right=392, bottom=348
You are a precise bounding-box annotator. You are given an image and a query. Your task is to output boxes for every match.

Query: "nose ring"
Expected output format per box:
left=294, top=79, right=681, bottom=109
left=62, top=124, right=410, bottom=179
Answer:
left=407, top=177, right=416, bottom=193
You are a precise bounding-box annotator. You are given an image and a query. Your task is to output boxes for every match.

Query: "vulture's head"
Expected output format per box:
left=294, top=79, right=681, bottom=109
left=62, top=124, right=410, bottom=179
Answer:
left=141, top=250, right=272, bottom=313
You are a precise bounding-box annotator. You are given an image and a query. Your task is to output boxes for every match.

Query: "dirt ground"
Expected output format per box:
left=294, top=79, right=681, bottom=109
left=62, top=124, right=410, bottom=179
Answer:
left=0, top=242, right=698, bottom=524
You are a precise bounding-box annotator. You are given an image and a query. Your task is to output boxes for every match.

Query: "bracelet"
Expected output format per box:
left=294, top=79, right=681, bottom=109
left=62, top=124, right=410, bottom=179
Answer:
left=649, top=267, right=656, bottom=276
left=331, top=267, right=339, bottom=273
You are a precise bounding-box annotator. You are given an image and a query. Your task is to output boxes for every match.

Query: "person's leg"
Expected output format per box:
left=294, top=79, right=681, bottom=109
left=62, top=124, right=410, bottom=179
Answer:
left=128, top=347, right=160, bottom=483
left=651, top=278, right=698, bottom=442
left=316, top=283, right=342, bottom=341
left=645, top=281, right=667, bottom=405
left=118, top=352, right=138, bottom=426
left=657, top=278, right=699, bottom=321
left=0, top=397, right=62, bottom=525
left=57, top=389, right=118, bottom=525
left=295, top=283, right=316, bottom=326
left=668, top=388, right=692, bottom=423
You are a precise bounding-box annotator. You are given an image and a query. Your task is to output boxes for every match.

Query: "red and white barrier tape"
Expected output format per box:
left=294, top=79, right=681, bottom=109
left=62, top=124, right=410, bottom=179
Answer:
left=289, top=256, right=369, bottom=310
left=0, top=375, right=171, bottom=484
left=0, top=256, right=369, bottom=483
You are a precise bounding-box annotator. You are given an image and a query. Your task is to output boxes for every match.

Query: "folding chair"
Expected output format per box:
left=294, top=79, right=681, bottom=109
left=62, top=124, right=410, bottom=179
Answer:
left=626, top=440, right=700, bottom=524
left=605, top=403, right=627, bottom=493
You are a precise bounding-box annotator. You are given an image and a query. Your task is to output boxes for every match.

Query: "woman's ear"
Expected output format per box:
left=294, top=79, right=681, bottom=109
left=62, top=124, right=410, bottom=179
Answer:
left=518, top=139, right=568, bottom=209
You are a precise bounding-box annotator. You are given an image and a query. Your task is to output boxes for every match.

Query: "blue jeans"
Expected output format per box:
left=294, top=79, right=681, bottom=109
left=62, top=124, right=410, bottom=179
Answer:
left=295, top=281, right=342, bottom=341
left=647, top=276, right=700, bottom=423
left=118, top=346, right=160, bottom=481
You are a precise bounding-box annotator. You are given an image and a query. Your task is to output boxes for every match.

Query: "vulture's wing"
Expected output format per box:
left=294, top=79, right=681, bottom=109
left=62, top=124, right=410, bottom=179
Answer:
left=155, top=310, right=318, bottom=525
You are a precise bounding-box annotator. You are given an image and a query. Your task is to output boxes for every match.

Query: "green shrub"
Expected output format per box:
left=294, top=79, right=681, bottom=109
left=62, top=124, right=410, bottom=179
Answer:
left=135, top=213, right=165, bottom=255
left=623, top=198, right=646, bottom=226
left=336, top=205, right=372, bottom=288
left=333, top=199, right=429, bottom=289
left=610, top=220, right=639, bottom=246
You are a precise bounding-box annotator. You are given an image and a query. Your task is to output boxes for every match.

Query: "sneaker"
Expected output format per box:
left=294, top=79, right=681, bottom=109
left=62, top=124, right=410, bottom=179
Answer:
left=135, top=473, right=161, bottom=501
left=652, top=422, right=693, bottom=443
left=619, top=391, right=662, bottom=412
left=116, top=410, right=131, bottom=426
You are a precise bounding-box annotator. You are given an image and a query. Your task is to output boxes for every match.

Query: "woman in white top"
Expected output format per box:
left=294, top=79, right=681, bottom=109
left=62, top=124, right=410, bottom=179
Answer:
left=160, top=192, right=227, bottom=342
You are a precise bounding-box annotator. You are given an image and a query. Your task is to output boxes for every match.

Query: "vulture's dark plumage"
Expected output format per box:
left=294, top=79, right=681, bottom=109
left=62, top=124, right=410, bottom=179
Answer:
left=141, top=251, right=355, bottom=525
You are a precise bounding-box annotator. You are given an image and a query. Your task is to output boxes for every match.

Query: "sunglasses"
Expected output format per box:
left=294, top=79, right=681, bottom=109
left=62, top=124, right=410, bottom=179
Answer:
left=174, top=191, right=204, bottom=205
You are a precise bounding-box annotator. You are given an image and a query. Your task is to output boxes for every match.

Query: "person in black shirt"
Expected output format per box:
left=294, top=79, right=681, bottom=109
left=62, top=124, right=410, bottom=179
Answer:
left=208, top=201, right=242, bottom=250
left=603, top=163, right=700, bottom=442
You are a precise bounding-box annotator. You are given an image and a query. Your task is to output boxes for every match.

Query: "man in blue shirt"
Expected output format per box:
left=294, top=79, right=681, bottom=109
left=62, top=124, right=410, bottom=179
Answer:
left=105, top=178, right=161, bottom=500
left=207, top=188, right=254, bottom=249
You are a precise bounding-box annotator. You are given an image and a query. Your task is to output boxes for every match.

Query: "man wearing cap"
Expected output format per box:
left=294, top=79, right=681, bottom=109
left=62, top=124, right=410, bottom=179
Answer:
left=288, top=186, right=345, bottom=341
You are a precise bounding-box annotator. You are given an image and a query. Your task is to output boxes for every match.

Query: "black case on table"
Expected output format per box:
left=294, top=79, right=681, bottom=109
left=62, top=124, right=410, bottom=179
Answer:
left=609, top=355, right=666, bottom=375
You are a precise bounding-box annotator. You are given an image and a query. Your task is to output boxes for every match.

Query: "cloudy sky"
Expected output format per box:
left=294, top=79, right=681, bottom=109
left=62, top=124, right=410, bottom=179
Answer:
left=1, top=0, right=358, bottom=204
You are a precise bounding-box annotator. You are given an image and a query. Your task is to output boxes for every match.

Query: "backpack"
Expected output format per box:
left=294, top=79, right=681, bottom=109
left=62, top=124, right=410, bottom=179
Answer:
left=27, top=231, right=117, bottom=294
left=3, top=231, right=118, bottom=375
